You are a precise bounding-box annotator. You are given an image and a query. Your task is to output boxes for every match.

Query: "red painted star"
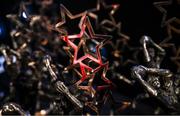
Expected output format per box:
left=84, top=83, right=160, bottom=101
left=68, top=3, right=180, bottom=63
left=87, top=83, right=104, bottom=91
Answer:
left=61, top=16, right=112, bottom=87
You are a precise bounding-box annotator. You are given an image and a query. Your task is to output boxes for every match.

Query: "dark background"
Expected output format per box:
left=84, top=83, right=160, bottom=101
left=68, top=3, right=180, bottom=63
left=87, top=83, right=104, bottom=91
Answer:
left=1, top=0, right=176, bottom=73
left=0, top=0, right=164, bottom=43
left=0, top=0, right=172, bottom=68
left=0, top=0, right=179, bottom=114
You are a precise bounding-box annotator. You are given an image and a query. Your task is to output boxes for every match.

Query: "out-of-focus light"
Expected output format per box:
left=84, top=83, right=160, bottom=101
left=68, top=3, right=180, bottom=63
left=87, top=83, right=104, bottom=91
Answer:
left=101, top=47, right=107, bottom=58
left=0, top=24, right=5, bottom=37
left=89, top=44, right=96, bottom=53
left=0, top=18, right=7, bottom=39
left=0, top=26, right=2, bottom=35
left=0, top=56, right=5, bottom=74
left=89, top=44, right=107, bottom=58
left=22, top=11, right=28, bottom=19
left=0, top=91, right=5, bottom=98
left=12, top=55, right=17, bottom=63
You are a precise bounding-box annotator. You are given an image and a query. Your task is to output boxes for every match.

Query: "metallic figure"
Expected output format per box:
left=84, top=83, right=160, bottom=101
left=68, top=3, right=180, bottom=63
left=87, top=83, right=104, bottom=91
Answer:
left=0, top=102, right=27, bottom=115
left=131, top=35, right=178, bottom=110
left=43, top=55, right=83, bottom=109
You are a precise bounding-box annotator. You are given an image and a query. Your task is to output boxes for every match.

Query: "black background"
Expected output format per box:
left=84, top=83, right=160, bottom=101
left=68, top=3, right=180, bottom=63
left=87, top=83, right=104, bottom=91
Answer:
left=0, top=0, right=164, bottom=43
left=0, top=0, right=179, bottom=114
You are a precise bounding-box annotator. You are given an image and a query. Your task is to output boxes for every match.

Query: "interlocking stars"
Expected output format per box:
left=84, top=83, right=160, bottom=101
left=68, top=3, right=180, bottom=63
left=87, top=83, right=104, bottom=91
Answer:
left=87, top=0, right=119, bottom=29
left=100, top=18, right=130, bottom=41
left=154, top=0, right=180, bottom=27
left=55, top=4, right=87, bottom=35
left=100, top=19, right=130, bottom=66
left=60, top=16, right=112, bottom=97
left=61, top=16, right=111, bottom=85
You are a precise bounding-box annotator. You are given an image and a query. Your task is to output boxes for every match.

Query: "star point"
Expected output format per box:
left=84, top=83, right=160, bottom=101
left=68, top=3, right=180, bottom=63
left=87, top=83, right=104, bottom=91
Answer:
left=87, top=0, right=120, bottom=29
left=55, top=4, right=87, bottom=35
left=160, top=17, right=180, bottom=49
left=59, top=15, right=112, bottom=95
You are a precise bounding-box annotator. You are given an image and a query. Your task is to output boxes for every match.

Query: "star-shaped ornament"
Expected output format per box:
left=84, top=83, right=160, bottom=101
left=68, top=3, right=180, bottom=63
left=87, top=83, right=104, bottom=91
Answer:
left=55, top=4, right=87, bottom=35
left=159, top=18, right=180, bottom=52
left=154, top=0, right=180, bottom=27
left=60, top=16, right=112, bottom=97
left=154, top=0, right=180, bottom=50
left=87, top=0, right=119, bottom=29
